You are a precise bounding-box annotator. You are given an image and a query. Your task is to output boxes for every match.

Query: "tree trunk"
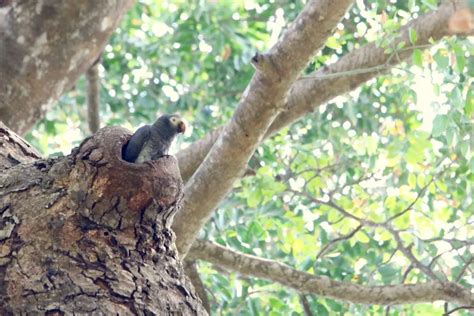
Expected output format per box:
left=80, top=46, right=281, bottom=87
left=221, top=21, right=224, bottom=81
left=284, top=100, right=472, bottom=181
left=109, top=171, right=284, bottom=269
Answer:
left=0, top=0, right=134, bottom=135
left=0, top=126, right=206, bottom=314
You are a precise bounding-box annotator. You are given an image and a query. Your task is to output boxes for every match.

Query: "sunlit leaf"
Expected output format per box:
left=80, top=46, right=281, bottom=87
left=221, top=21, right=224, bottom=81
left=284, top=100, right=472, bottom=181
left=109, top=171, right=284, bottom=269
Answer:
left=432, top=115, right=448, bottom=137
left=409, top=28, right=417, bottom=44
left=412, top=49, right=423, bottom=67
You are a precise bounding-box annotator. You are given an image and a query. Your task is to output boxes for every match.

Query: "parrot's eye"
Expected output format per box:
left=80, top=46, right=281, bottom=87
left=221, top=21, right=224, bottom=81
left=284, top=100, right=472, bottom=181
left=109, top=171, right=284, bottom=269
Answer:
left=170, top=117, right=178, bottom=124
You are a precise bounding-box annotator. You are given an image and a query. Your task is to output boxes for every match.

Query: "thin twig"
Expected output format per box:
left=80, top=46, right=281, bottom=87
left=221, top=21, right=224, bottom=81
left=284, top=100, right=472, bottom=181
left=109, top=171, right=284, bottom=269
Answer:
left=315, top=225, right=362, bottom=261
left=388, top=228, right=441, bottom=281
left=385, top=166, right=446, bottom=223
left=456, top=257, right=474, bottom=282
left=299, top=294, right=314, bottom=316
left=443, top=305, right=474, bottom=315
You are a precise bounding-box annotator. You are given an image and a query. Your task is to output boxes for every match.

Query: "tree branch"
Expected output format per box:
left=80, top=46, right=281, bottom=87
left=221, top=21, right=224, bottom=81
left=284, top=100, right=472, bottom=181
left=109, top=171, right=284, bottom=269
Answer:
left=173, top=0, right=354, bottom=256
left=315, top=225, right=362, bottom=261
left=444, top=306, right=474, bottom=315
left=176, top=0, right=468, bottom=182
left=299, top=294, right=314, bottom=316
left=177, top=127, right=223, bottom=182
left=267, top=0, right=467, bottom=135
left=188, top=240, right=474, bottom=306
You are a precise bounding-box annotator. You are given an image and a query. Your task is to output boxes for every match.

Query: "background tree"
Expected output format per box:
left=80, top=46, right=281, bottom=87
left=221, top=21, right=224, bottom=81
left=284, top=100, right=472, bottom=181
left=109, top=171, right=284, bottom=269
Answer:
left=1, top=0, right=473, bottom=315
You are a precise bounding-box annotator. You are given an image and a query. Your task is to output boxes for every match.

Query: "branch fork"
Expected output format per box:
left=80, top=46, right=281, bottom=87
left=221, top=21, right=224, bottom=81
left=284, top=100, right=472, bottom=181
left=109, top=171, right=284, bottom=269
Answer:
left=251, top=53, right=282, bottom=81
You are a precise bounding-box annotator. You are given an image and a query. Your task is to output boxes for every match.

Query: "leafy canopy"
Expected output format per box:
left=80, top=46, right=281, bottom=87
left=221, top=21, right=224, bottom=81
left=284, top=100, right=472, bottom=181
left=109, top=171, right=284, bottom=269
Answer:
left=28, top=0, right=473, bottom=314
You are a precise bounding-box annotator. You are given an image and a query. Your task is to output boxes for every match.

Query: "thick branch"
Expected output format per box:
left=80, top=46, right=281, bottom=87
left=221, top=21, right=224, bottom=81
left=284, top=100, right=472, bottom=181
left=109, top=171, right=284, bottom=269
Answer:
left=0, top=1, right=133, bottom=134
left=173, top=0, right=354, bottom=256
left=188, top=240, right=474, bottom=306
left=176, top=0, right=467, bottom=182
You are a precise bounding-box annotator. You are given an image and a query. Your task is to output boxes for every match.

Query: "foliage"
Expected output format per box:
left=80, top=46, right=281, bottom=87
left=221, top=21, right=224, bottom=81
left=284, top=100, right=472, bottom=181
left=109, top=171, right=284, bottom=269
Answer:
left=27, top=0, right=473, bottom=314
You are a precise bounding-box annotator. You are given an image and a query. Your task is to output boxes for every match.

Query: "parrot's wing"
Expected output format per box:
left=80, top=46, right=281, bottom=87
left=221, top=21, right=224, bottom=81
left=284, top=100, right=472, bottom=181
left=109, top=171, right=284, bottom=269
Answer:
left=123, top=125, right=151, bottom=162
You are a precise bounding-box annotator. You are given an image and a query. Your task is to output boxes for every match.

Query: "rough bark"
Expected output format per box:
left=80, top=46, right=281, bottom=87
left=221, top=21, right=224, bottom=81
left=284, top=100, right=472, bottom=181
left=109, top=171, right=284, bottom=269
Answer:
left=175, top=0, right=468, bottom=183
left=0, top=121, right=41, bottom=169
left=183, top=260, right=211, bottom=314
left=0, top=0, right=133, bottom=135
left=188, top=240, right=474, bottom=306
left=173, top=0, right=354, bottom=257
left=176, top=127, right=222, bottom=183
left=0, top=126, right=206, bottom=314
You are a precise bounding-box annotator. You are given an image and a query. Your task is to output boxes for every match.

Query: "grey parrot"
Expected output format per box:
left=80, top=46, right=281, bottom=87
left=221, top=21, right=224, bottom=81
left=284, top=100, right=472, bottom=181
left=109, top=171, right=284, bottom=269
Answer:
left=123, top=114, right=186, bottom=163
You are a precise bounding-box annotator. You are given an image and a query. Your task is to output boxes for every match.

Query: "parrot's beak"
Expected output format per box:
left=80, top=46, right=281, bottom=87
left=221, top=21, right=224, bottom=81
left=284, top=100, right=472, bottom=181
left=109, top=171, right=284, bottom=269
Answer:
left=177, top=121, right=186, bottom=134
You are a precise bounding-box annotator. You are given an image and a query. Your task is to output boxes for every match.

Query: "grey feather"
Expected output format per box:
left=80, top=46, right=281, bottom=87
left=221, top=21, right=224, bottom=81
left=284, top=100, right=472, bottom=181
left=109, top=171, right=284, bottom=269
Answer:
left=123, top=125, right=151, bottom=162
left=123, top=114, right=185, bottom=163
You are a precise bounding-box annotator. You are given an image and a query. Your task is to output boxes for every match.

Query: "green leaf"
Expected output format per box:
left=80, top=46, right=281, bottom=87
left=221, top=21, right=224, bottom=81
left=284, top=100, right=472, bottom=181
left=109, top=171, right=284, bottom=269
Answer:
left=315, top=303, right=329, bottom=316
left=247, top=189, right=261, bottom=208
left=326, top=36, right=341, bottom=50
left=433, top=50, right=449, bottom=70
left=292, top=238, right=304, bottom=254
left=397, top=41, right=406, bottom=50
left=307, top=177, right=323, bottom=194
left=432, top=115, right=448, bottom=137
left=384, top=196, right=397, bottom=210
left=421, top=0, right=438, bottom=9
left=451, top=87, right=463, bottom=109
left=355, top=231, right=370, bottom=244
left=412, top=49, right=423, bottom=67
left=301, top=257, right=314, bottom=271
left=436, top=181, right=448, bottom=192
left=409, top=28, right=417, bottom=44
left=429, top=182, right=437, bottom=194
left=366, top=136, right=378, bottom=155
left=455, top=51, right=466, bottom=73
left=45, top=120, right=56, bottom=135
left=408, top=173, right=417, bottom=188
left=417, top=174, right=425, bottom=187
left=446, top=127, right=458, bottom=146
left=327, top=210, right=340, bottom=223
left=465, top=88, right=474, bottom=116
left=406, top=147, right=424, bottom=164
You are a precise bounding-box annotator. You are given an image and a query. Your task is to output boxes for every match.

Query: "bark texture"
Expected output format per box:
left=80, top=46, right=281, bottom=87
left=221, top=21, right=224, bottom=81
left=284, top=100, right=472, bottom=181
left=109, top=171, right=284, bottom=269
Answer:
left=0, top=0, right=133, bottom=135
left=0, top=126, right=206, bottom=314
left=0, top=121, right=41, bottom=169
left=183, top=260, right=211, bottom=314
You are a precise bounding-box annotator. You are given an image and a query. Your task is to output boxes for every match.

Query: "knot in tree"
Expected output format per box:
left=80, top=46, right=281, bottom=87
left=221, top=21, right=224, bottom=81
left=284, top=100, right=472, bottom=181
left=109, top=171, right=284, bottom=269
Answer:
left=0, top=126, right=206, bottom=315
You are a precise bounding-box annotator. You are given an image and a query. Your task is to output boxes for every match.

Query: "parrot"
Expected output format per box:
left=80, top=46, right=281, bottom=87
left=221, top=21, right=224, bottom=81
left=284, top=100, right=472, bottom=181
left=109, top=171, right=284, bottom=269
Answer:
left=123, top=114, right=186, bottom=163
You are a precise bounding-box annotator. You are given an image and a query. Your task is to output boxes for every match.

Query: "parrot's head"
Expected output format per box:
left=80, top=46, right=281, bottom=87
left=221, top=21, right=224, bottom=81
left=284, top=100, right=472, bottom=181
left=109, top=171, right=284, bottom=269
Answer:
left=155, top=114, right=186, bottom=137
left=168, top=114, right=186, bottom=134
